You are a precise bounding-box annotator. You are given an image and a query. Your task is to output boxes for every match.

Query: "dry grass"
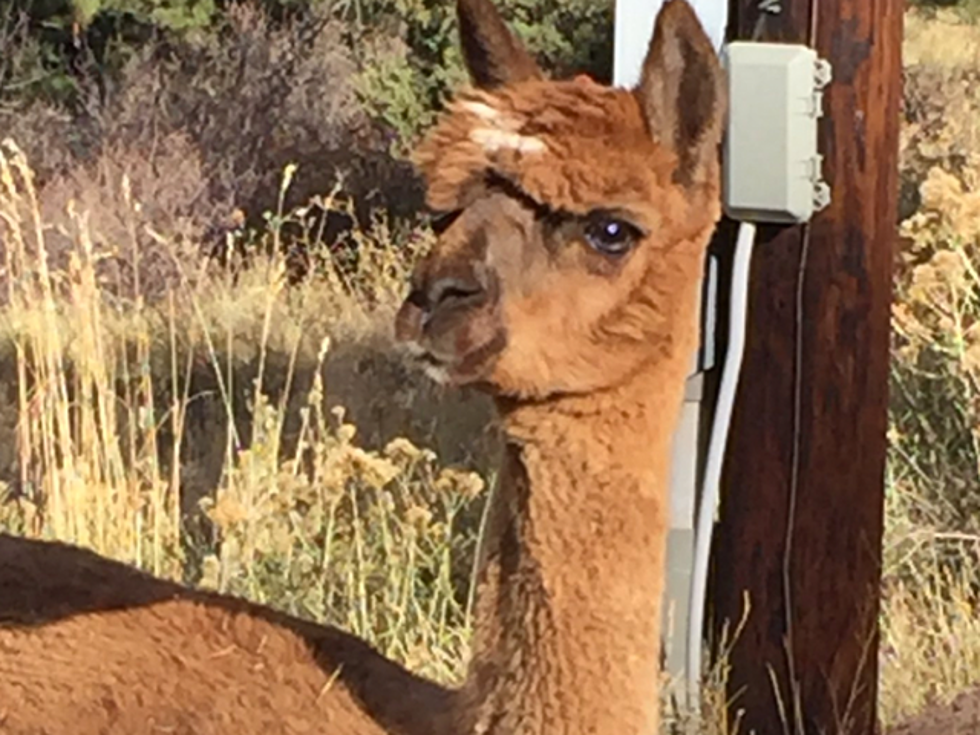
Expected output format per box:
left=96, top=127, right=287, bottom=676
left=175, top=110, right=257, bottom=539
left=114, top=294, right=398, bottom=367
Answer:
left=904, top=9, right=980, bottom=67
left=874, top=8, right=980, bottom=731
left=0, top=136, right=490, bottom=688
left=880, top=535, right=980, bottom=725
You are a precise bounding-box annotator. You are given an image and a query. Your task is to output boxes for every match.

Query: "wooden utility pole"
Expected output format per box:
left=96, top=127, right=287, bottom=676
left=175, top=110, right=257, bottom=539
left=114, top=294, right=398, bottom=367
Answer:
left=707, top=1, right=902, bottom=733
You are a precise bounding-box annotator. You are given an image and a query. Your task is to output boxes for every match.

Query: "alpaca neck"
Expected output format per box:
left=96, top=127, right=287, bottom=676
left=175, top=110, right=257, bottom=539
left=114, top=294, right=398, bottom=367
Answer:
left=459, top=365, right=689, bottom=734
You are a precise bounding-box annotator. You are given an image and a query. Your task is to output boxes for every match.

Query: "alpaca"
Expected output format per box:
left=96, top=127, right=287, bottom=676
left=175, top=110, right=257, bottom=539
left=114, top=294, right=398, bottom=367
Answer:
left=395, top=1, right=725, bottom=731
left=0, top=1, right=726, bottom=733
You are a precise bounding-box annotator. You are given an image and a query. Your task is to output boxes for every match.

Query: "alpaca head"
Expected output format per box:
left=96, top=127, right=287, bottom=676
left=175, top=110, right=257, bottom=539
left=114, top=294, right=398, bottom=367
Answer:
left=395, top=0, right=727, bottom=401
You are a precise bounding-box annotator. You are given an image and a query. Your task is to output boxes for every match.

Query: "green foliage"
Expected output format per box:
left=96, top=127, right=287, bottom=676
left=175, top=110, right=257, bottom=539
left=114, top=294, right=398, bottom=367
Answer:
left=8, top=0, right=216, bottom=42
left=4, top=0, right=612, bottom=160
left=72, top=0, right=209, bottom=29
left=496, top=0, right=614, bottom=80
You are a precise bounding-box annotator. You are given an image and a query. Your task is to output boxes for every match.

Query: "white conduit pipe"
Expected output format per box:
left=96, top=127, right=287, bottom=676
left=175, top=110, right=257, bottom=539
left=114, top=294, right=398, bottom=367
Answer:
left=686, top=219, right=758, bottom=700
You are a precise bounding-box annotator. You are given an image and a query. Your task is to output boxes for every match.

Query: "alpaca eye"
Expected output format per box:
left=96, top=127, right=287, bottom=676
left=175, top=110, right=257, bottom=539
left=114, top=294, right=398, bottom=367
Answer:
left=584, top=215, right=640, bottom=256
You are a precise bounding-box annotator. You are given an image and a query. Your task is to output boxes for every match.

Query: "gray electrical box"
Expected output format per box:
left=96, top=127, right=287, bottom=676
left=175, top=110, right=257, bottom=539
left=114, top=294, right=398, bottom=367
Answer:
left=722, top=42, right=833, bottom=224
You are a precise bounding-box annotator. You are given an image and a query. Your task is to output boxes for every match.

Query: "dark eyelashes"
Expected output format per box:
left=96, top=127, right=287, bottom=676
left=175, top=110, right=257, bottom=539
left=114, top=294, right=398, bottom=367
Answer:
left=484, top=169, right=562, bottom=224
left=421, top=171, right=557, bottom=237
left=424, top=170, right=647, bottom=257
left=483, top=171, right=647, bottom=242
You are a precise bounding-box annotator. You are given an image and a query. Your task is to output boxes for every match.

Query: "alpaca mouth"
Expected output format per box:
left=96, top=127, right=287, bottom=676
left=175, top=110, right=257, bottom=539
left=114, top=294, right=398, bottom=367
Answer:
left=394, top=289, right=507, bottom=386
left=399, top=330, right=506, bottom=387
left=401, top=343, right=454, bottom=385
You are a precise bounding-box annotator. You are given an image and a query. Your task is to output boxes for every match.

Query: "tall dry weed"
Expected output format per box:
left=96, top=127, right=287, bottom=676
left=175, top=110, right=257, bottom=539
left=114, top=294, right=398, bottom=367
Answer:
left=0, top=141, right=493, bottom=685
left=879, top=13, right=980, bottom=728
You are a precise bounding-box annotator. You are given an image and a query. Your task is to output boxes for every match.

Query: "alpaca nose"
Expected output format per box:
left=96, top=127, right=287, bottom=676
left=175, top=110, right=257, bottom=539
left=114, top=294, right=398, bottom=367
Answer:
left=395, top=263, right=489, bottom=343
left=423, top=274, right=486, bottom=317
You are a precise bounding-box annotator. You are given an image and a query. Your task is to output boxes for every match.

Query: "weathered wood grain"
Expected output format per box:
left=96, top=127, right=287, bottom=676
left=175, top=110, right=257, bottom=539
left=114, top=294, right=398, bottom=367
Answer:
left=708, top=1, right=902, bottom=732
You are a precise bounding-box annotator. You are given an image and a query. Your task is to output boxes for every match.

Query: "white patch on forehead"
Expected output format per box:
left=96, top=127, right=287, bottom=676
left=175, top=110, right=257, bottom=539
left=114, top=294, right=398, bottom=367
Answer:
left=457, top=98, right=545, bottom=155
left=459, top=100, right=502, bottom=121
left=469, top=128, right=546, bottom=155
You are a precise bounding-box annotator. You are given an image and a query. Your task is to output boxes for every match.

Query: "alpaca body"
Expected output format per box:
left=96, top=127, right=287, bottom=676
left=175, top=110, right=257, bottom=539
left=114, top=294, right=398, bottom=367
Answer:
left=0, top=534, right=450, bottom=735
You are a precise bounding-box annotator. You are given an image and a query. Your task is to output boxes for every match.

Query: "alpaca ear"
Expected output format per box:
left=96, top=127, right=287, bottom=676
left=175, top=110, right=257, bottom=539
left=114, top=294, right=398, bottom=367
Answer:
left=457, top=0, right=544, bottom=89
left=634, top=0, right=727, bottom=186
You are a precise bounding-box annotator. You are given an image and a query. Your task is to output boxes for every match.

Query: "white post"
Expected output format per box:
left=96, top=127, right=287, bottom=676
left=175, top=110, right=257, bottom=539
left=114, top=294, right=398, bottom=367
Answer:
left=613, top=0, right=729, bottom=706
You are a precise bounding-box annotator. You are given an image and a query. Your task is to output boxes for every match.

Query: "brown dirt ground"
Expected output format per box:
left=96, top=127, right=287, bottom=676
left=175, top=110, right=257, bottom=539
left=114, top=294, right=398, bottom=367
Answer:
left=886, top=686, right=980, bottom=735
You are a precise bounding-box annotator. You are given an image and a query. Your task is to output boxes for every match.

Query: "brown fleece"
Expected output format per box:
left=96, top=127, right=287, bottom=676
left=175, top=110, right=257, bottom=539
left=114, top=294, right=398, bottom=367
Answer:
left=408, top=1, right=726, bottom=731
left=453, top=362, right=701, bottom=735
left=0, top=534, right=452, bottom=735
